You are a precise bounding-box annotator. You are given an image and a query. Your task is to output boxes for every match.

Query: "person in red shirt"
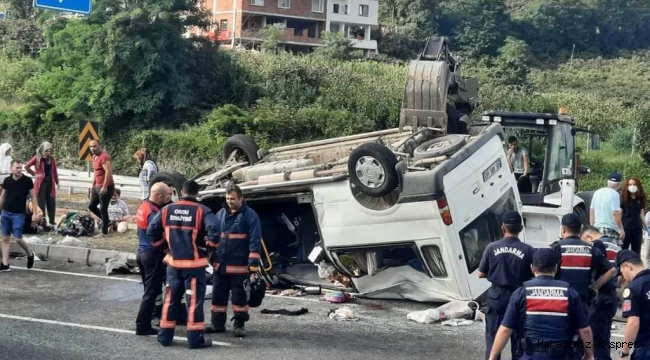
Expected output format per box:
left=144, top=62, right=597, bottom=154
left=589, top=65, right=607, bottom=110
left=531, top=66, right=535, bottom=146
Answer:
left=87, top=140, right=115, bottom=235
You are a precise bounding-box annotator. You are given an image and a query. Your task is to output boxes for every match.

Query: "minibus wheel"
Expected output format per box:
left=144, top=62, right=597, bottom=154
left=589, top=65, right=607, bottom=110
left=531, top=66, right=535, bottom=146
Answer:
left=348, top=142, right=399, bottom=197
left=223, top=134, right=260, bottom=166
left=413, top=135, right=466, bottom=161
left=150, top=171, right=188, bottom=202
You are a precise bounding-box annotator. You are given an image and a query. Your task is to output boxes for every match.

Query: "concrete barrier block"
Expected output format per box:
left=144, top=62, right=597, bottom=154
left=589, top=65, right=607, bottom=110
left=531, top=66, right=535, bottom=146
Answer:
left=48, top=245, right=90, bottom=264
left=30, top=244, right=50, bottom=259
left=0, top=242, right=25, bottom=256
left=87, top=249, right=120, bottom=266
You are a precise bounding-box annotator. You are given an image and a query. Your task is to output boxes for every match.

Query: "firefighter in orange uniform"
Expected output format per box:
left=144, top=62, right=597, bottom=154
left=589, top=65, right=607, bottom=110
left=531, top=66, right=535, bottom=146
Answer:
left=147, top=180, right=219, bottom=349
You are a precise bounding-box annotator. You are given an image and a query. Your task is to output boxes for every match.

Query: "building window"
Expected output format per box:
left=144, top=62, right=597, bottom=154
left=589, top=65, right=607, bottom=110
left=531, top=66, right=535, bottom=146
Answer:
left=278, top=0, right=290, bottom=9
left=251, top=0, right=264, bottom=6
left=333, top=3, right=348, bottom=14
left=220, top=19, right=228, bottom=30
left=359, top=4, right=369, bottom=17
left=330, top=23, right=340, bottom=33
left=311, top=0, right=324, bottom=12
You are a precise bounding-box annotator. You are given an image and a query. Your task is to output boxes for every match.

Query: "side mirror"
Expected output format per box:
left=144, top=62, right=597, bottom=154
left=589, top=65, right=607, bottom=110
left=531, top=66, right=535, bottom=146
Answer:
left=590, top=134, right=600, bottom=150
left=578, top=165, right=591, bottom=175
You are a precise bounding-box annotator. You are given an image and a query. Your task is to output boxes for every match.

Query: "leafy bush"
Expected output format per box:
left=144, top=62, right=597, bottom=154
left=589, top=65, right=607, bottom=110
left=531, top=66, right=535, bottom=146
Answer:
left=610, top=124, right=635, bottom=154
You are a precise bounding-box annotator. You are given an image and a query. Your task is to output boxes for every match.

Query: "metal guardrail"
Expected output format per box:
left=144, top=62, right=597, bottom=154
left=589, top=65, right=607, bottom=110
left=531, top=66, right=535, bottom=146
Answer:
left=13, top=168, right=143, bottom=200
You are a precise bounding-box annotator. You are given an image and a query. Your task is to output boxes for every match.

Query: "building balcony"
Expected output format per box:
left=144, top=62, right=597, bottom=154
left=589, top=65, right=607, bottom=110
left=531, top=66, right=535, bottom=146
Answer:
left=243, top=27, right=322, bottom=45
left=349, top=38, right=377, bottom=52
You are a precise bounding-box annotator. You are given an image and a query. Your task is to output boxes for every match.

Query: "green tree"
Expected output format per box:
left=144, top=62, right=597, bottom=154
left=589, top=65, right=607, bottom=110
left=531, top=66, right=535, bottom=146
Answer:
left=7, top=0, right=41, bottom=19
left=313, top=31, right=354, bottom=61
left=376, top=24, right=425, bottom=60
left=0, top=20, right=46, bottom=59
left=379, top=0, right=439, bottom=36
left=32, top=0, right=239, bottom=135
left=438, top=0, right=511, bottom=57
left=261, top=23, right=285, bottom=53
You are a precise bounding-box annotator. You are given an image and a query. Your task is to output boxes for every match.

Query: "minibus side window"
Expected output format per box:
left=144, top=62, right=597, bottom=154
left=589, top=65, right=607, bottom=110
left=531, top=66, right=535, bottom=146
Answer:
left=458, top=188, right=518, bottom=273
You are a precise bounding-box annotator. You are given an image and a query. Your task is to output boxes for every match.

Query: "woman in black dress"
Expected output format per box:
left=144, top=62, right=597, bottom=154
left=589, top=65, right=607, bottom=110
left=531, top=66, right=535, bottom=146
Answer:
left=621, top=176, right=648, bottom=254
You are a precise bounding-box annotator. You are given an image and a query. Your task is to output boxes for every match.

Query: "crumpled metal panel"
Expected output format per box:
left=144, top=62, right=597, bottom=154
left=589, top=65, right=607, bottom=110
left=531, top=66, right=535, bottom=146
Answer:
left=351, top=265, right=469, bottom=303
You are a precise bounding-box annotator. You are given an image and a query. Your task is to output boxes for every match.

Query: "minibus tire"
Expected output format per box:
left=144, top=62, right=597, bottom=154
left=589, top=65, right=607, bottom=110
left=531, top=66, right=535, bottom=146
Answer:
left=223, top=134, right=260, bottom=165
left=413, top=135, right=466, bottom=161
left=150, top=171, right=187, bottom=202
left=348, top=142, right=399, bottom=197
left=574, top=205, right=588, bottom=225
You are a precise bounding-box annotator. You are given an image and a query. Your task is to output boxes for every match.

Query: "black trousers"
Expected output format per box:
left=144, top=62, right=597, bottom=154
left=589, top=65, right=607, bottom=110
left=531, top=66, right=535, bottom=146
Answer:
left=136, top=250, right=166, bottom=331
left=623, top=228, right=643, bottom=255
left=210, top=270, right=250, bottom=325
left=88, top=185, right=115, bottom=234
left=38, top=178, right=56, bottom=225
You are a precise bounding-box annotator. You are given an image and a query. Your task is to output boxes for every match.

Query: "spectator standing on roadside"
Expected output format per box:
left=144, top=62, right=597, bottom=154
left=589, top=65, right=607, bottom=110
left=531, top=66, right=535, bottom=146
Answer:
left=133, top=148, right=158, bottom=201
left=620, top=176, right=648, bottom=255
left=0, top=143, right=13, bottom=173
left=25, top=141, right=60, bottom=226
left=87, top=140, right=115, bottom=236
left=590, top=172, right=625, bottom=245
left=0, top=159, right=36, bottom=271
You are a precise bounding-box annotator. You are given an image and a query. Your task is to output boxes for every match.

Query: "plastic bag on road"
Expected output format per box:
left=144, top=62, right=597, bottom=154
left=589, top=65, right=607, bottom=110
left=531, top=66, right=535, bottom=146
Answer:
left=328, top=306, right=358, bottom=321
left=407, top=300, right=479, bottom=324
left=407, top=309, right=441, bottom=324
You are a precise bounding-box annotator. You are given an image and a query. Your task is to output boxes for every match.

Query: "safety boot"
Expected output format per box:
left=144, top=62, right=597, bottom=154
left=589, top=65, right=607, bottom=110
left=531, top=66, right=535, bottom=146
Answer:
left=205, top=313, right=226, bottom=333
left=205, top=323, right=226, bottom=333
left=233, top=320, right=246, bottom=338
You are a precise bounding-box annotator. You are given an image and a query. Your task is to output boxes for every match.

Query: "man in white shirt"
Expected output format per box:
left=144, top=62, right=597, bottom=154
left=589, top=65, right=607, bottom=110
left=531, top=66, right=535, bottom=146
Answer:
left=506, top=136, right=532, bottom=192
left=590, top=172, right=624, bottom=245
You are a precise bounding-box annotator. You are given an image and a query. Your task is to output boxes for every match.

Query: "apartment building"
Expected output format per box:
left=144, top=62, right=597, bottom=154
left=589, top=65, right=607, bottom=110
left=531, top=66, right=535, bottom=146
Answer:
left=201, top=0, right=327, bottom=53
left=200, top=0, right=379, bottom=55
left=326, top=0, right=379, bottom=56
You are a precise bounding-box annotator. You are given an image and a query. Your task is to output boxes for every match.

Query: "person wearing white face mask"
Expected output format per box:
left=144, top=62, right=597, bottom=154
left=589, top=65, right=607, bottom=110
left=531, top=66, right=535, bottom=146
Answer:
left=621, top=176, right=648, bottom=255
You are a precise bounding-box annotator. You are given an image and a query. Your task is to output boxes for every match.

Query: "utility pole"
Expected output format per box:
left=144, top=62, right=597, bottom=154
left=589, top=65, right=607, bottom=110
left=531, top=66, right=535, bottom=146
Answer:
left=569, top=44, right=575, bottom=69
left=231, top=0, right=237, bottom=48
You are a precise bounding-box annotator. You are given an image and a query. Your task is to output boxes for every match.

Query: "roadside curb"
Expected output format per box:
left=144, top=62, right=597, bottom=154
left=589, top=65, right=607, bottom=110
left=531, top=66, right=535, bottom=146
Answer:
left=1, top=241, right=138, bottom=267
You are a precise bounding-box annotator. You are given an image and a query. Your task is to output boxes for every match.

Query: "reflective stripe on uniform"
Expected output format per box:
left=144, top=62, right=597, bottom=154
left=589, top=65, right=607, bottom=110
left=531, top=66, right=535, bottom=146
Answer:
left=225, top=265, right=248, bottom=274
left=560, top=245, right=592, bottom=270
left=163, top=254, right=209, bottom=269
left=525, top=286, right=569, bottom=316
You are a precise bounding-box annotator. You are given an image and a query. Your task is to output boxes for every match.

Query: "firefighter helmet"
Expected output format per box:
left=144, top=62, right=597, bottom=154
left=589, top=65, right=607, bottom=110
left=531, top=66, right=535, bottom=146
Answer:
left=248, top=276, right=267, bottom=308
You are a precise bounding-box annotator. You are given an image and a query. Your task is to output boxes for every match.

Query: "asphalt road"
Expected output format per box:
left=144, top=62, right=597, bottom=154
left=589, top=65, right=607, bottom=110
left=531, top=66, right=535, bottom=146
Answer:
left=0, top=257, right=630, bottom=360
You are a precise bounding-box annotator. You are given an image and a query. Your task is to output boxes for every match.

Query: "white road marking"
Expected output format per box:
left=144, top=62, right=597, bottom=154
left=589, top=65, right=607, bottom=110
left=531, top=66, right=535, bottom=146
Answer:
left=0, top=313, right=232, bottom=347
left=265, top=294, right=321, bottom=302
left=12, top=266, right=327, bottom=302
left=12, top=266, right=141, bottom=283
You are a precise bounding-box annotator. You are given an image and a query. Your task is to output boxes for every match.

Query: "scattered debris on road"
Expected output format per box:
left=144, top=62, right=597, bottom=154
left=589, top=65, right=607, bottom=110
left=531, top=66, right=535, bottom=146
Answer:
left=320, top=291, right=351, bottom=304
left=59, top=236, right=89, bottom=248
left=260, top=308, right=309, bottom=316
left=105, top=254, right=138, bottom=275
left=328, top=307, right=358, bottom=321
